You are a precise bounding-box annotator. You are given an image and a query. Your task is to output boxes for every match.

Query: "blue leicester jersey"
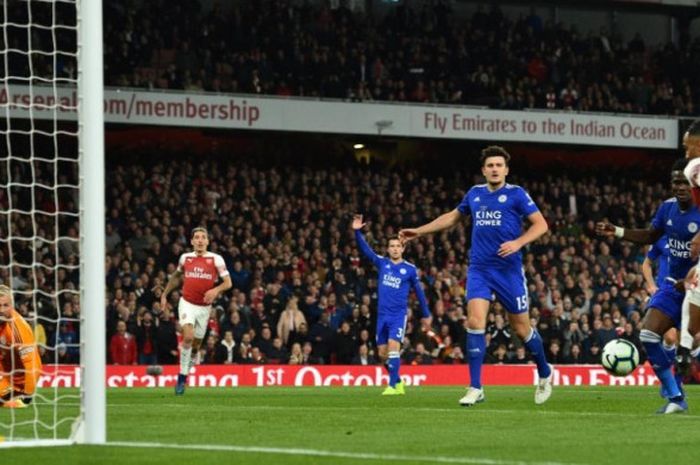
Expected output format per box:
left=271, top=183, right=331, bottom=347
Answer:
left=355, top=231, right=430, bottom=318
left=646, top=235, right=669, bottom=286
left=457, top=183, right=539, bottom=269
left=650, top=199, right=700, bottom=281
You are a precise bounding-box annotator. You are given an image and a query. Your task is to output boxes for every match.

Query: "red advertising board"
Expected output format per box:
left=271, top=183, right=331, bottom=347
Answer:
left=38, top=364, right=659, bottom=388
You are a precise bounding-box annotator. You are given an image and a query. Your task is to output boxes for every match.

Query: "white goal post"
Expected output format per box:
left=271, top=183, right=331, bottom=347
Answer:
left=0, top=0, right=104, bottom=447
left=78, top=0, right=105, bottom=445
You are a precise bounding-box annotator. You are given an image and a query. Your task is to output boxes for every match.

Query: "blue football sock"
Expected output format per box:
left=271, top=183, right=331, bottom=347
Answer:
left=641, top=329, right=682, bottom=399
left=524, top=328, right=552, bottom=378
left=466, top=329, right=486, bottom=389
left=387, top=352, right=401, bottom=387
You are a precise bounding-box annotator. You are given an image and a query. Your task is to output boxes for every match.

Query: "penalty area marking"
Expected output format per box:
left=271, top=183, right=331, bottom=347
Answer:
left=107, top=440, right=588, bottom=465
left=101, top=404, right=700, bottom=420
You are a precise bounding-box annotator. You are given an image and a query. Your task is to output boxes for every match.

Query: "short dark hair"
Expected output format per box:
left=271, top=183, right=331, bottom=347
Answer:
left=480, top=145, right=511, bottom=166
left=387, top=235, right=402, bottom=244
left=672, top=158, right=689, bottom=173
left=686, top=120, right=700, bottom=137
left=191, top=226, right=208, bottom=238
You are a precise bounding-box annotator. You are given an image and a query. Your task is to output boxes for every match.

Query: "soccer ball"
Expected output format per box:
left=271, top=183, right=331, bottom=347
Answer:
left=601, top=339, right=640, bottom=376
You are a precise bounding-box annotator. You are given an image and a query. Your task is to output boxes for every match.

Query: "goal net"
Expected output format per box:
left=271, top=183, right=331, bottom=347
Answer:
left=0, top=0, right=104, bottom=446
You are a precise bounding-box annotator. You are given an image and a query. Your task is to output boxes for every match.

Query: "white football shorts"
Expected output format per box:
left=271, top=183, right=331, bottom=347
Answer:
left=178, top=298, right=211, bottom=339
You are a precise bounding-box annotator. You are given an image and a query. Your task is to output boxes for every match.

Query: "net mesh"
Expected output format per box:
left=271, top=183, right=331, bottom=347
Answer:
left=0, top=0, right=80, bottom=442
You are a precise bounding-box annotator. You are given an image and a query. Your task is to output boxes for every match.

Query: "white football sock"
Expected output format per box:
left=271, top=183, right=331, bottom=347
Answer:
left=180, top=346, right=192, bottom=376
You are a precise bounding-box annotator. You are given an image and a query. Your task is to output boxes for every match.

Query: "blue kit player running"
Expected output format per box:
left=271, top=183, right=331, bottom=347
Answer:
left=597, top=159, right=697, bottom=414
left=353, top=214, right=432, bottom=395
left=642, top=236, right=679, bottom=362
left=400, top=146, right=552, bottom=406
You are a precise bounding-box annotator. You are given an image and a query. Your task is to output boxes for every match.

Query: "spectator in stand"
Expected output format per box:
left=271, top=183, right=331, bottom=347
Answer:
left=110, top=321, right=137, bottom=365
left=56, top=343, right=75, bottom=364
left=334, top=321, right=357, bottom=365
left=215, top=330, right=236, bottom=364
left=135, top=310, right=158, bottom=365
left=596, top=314, right=618, bottom=348
left=586, top=343, right=602, bottom=364
left=301, top=342, right=320, bottom=365
left=487, top=344, right=510, bottom=365
left=309, top=312, right=334, bottom=364
left=407, top=342, right=433, bottom=366
left=254, top=325, right=275, bottom=358
left=156, top=308, right=178, bottom=365
left=74, top=147, right=682, bottom=368
left=277, top=296, right=307, bottom=348
left=267, top=337, right=289, bottom=364
left=94, top=1, right=699, bottom=116
left=220, top=310, right=249, bottom=344
left=288, top=343, right=303, bottom=365
left=201, top=334, right=219, bottom=364
left=563, top=343, right=585, bottom=364
left=288, top=322, right=310, bottom=349
left=508, top=346, right=531, bottom=365
left=351, top=344, right=377, bottom=366
left=547, top=340, right=565, bottom=364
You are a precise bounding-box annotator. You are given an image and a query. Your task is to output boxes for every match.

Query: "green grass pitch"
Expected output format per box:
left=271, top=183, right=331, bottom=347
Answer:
left=1, top=386, right=698, bottom=465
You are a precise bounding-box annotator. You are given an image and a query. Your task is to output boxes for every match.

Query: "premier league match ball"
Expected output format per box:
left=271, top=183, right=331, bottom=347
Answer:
left=601, top=339, right=640, bottom=376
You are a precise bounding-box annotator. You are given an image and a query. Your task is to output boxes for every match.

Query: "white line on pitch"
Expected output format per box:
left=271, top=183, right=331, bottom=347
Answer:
left=102, top=404, right=700, bottom=419
left=107, top=440, right=588, bottom=465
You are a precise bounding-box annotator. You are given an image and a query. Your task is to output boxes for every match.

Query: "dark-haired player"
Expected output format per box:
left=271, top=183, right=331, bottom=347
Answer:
left=400, top=146, right=552, bottom=406
left=161, top=227, right=232, bottom=395
left=353, top=214, right=431, bottom=395
left=597, top=159, right=697, bottom=414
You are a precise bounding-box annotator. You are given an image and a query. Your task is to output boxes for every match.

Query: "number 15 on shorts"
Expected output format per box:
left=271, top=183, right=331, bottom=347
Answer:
left=517, top=295, right=528, bottom=312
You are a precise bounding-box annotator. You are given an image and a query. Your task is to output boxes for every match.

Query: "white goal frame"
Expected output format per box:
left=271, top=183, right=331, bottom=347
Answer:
left=77, top=0, right=105, bottom=445
left=0, top=0, right=105, bottom=448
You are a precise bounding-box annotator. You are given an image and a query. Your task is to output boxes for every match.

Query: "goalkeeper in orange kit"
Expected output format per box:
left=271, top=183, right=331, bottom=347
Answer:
left=0, top=285, right=42, bottom=409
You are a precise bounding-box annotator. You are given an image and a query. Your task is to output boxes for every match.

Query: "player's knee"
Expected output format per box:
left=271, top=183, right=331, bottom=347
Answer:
left=466, top=316, right=485, bottom=330
left=689, top=319, right=700, bottom=337
left=514, top=327, right=531, bottom=340
left=663, top=331, right=677, bottom=346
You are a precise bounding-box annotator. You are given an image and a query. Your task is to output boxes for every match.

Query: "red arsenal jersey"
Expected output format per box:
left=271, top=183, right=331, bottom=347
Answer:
left=177, top=252, right=229, bottom=305
left=692, top=187, right=700, bottom=207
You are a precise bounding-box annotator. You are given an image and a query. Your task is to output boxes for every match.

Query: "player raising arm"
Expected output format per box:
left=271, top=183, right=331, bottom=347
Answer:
left=353, top=214, right=432, bottom=395
left=596, top=159, right=696, bottom=413
left=400, top=146, right=552, bottom=407
left=0, top=285, right=42, bottom=409
left=161, top=227, right=232, bottom=395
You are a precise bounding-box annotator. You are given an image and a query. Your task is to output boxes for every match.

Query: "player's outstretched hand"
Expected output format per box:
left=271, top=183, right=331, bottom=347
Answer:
left=497, top=239, right=522, bottom=258
left=352, top=214, right=367, bottom=230
left=595, top=222, right=615, bottom=237
left=203, top=288, right=219, bottom=304
left=420, top=316, right=433, bottom=331
left=399, top=228, right=419, bottom=243
left=646, top=283, right=658, bottom=295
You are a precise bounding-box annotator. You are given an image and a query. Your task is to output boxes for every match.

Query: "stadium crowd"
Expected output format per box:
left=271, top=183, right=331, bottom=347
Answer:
left=2, top=0, right=699, bottom=377
left=10, top=153, right=673, bottom=369
left=101, top=1, right=700, bottom=116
